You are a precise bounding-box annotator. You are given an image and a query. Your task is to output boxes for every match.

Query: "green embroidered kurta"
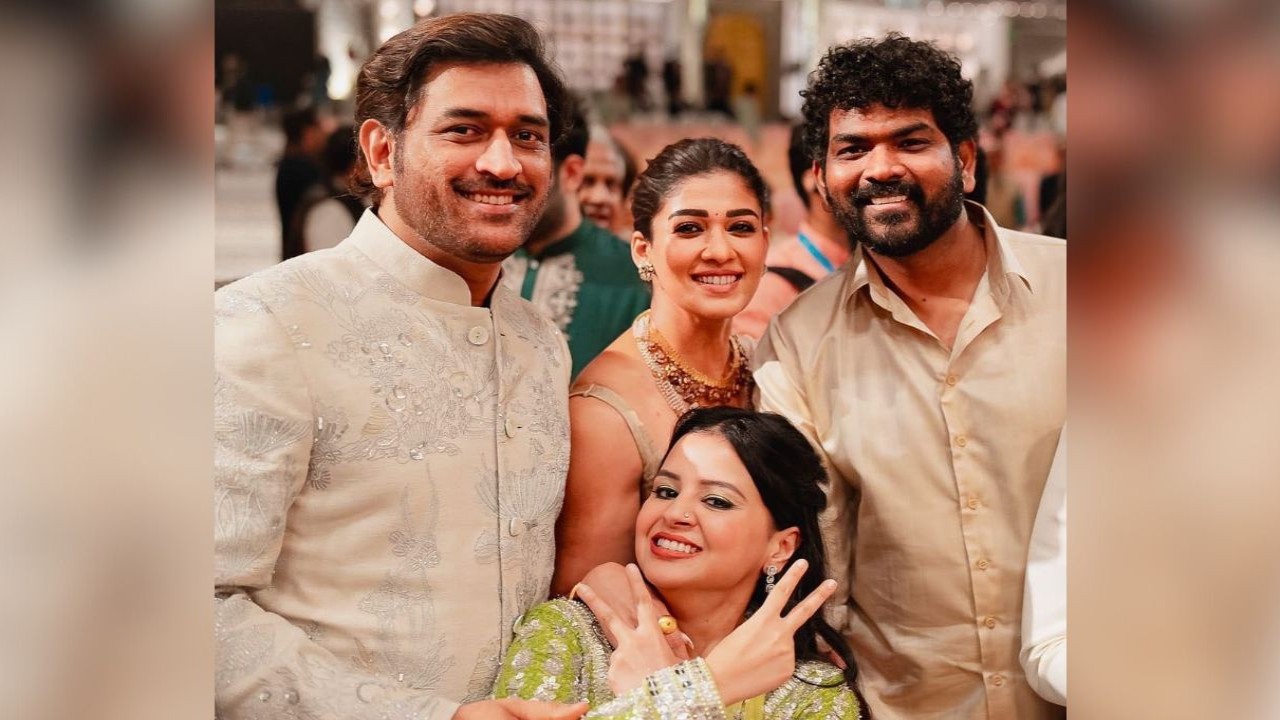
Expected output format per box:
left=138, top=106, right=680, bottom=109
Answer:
left=502, top=220, right=652, bottom=379
left=494, top=599, right=862, bottom=719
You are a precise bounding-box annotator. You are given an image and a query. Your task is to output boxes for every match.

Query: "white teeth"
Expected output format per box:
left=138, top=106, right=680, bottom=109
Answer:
left=694, top=275, right=738, bottom=286
left=465, top=193, right=513, bottom=205
left=656, top=538, right=699, bottom=554
left=871, top=195, right=907, bottom=205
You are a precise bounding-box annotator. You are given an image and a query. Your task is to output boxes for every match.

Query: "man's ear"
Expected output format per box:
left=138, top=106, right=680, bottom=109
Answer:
left=958, top=138, right=978, bottom=195
left=560, top=154, right=586, bottom=195
left=813, top=161, right=834, bottom=212
left=359, top=119, right=396, bottom=192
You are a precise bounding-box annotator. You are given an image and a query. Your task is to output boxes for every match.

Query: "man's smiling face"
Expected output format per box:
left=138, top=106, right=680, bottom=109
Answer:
left=387, top=62, right=553, bottom=263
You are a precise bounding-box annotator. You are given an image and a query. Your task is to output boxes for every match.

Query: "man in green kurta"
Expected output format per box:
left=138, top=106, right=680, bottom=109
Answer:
left=502, top=104, right=650, bottom=378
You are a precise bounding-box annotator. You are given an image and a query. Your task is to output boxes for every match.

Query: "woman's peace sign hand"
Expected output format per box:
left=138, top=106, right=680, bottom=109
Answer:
left=704, top=559, right=838, bottom=706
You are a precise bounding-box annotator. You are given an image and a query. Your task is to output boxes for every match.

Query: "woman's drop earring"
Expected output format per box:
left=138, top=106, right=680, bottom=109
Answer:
left=764, top=565, right=778, bottom=593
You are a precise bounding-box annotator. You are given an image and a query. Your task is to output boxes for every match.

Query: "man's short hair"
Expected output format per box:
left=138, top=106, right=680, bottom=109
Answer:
left=351, top=12, right=572, bottom=203
left=800, top=33, right=978, bottom=165
left=553, top=94, right=589, bottom=167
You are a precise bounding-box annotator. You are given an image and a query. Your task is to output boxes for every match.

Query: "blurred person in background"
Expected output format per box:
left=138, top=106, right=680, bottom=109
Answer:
left=215, top=13, right=587, bottom=720
left=623, top=44, right=650, bottom=113
left=733, top=122, right=851, bottom=341
left=275, top=106, right=326, bottom=260
left=553, top=138, right=769, bottom=595
left=502, top=99, right=651, bottom=378
left=755, top=34, right=1066, bottom=720
left=289, top=124, right=366, bottom=254
left=704, top=51, right=734, bottom=120
left=578, top=127, right=636, bottom=238
left=733, top=82, right=763, bottom=149
left=662, top=54, right=683, bottom=118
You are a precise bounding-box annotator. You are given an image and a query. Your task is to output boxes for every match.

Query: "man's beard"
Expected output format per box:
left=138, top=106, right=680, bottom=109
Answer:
left=393, top=157, right=546, bottom=264
left=828, top=162, right=966, bottom=258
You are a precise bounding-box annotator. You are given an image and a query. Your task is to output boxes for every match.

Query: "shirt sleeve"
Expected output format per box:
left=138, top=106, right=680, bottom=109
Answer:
left=753, top=320, right=854, bottom=637
left=214, top=286, right=459, bottom=720
left=1020, top=428, right=1067, bottom=706
left=493, top=601, right=586, bottom=703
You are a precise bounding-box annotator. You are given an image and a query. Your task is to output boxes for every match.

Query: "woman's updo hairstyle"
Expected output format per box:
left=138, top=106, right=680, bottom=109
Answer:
left=630, top=138, right=770, bottom=240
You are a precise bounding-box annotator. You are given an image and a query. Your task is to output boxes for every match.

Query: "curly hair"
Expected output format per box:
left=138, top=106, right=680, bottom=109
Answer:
left=350, top=13, right=572, bottom=204
left=630, top=138, right=769, bottom=240
left=800, top=33, right=978, bottom=165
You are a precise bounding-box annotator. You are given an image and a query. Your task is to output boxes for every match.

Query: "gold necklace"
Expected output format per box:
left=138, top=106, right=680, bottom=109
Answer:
left=633, top=310, right=753, bottom=414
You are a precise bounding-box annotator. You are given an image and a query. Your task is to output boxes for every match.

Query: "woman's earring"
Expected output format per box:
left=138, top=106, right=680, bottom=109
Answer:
left=764, top=565, right=778, bottom=593
left=637, top=262, right=655, bottom=283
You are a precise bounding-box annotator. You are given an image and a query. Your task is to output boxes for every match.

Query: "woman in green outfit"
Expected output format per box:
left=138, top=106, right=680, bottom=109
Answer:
left=494, top=407, right=864, bottom=719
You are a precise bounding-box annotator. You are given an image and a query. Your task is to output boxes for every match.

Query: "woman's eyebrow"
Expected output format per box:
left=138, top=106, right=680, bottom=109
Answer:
left=698, top=479, right=746, bottom=500
left=667, top=209, right=709, bottom=219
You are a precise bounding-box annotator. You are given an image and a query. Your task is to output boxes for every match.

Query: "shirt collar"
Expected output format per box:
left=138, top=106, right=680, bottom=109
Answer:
left=346, top=208, right=475, bottom=306
left=846, top=200, right=1033, bottom=304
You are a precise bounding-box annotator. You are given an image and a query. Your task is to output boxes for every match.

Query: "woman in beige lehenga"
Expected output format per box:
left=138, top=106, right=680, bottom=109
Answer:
left=552, top=138, right=770, bottom=595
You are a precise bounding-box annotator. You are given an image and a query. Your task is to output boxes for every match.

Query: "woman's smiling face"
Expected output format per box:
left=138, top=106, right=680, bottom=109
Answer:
left=635, top=431, right=786, bottom=596
left=633, top=171, right=769, bottom=321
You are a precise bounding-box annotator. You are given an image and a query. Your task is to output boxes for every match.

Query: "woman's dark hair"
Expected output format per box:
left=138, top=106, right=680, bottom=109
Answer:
left=630, top=138, right=769, bottom=240
left=662, top=407, right=858, bottom=692
left=801, top=32, right=978, bottom=166
left=350, top=12, right=572, bottom=204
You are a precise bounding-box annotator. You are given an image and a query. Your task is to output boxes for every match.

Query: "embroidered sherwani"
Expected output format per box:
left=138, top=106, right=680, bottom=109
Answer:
left=214, top=211, right=572, bottom=720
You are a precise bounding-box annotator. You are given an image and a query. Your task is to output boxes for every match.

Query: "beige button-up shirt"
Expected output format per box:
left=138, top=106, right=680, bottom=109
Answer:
left=754, top=203, right=1066, bottom=720
left=214, top=211, right=571, bottom=720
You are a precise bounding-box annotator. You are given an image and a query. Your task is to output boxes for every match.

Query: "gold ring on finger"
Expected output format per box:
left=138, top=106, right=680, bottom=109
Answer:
left=657, top=615, right=679, bottom=635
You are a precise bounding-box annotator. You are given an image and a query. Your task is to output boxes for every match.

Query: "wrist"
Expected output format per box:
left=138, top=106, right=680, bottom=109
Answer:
left=704, top=652, right=750, bottom=706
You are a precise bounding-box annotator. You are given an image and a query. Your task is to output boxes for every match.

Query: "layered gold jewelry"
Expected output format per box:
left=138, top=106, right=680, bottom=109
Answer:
left=633, top=310, right=753, bottom=414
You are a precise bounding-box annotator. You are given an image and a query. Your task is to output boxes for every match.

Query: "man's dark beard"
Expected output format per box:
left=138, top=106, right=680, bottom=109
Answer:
left=829, top=163, right=966, bottom=258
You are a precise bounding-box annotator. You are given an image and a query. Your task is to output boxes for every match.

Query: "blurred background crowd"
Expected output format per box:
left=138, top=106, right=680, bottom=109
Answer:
left=214, top=0, right=1066, bottom=285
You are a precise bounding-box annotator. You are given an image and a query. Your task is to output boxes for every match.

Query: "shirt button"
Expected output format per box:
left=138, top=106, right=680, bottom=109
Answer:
left=955, top=435, right=968, bottom=448
left=976, top=558, right=990, bottom=570
left=945, top=374, right=958, bottom=386
left=504, top=416, right=520, bottom=437
left=984, top=616, right=997, bottom=629
left=467, top=326, right=490, bottom=345
left=991, top=674, right=1005, bottom=687
left=509, top=517, right=526, bottom=537
left=967, top=497, right=980, bottom=510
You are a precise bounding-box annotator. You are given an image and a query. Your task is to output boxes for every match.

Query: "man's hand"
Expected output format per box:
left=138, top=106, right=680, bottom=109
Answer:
left=576, top=562, right=692, bottom=660
left=453, top=698, right=588, bottom=720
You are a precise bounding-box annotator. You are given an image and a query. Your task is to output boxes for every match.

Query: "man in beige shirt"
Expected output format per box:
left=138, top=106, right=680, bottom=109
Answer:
left=754, top=35, right=1065, bottom=720
left=215, top=15, right=586, bottom=720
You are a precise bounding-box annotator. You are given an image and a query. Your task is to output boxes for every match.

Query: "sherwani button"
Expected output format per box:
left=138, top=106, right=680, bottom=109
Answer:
left=468, top=326, right=490, bottom=345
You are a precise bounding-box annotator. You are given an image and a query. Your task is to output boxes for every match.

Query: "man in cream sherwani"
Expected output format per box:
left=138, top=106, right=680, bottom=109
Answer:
left=215, top=14, right=586, bottom=720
